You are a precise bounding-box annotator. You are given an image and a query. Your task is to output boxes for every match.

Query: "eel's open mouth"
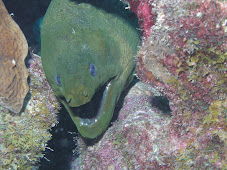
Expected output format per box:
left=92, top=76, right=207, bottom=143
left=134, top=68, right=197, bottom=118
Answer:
left=68, top=78, right=113, bottom=126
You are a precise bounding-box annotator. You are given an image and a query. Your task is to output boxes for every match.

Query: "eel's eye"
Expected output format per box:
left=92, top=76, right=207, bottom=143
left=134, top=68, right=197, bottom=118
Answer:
left=89, top=63, right=97, bottom=76
left=55, top=74, right=62, bottom=86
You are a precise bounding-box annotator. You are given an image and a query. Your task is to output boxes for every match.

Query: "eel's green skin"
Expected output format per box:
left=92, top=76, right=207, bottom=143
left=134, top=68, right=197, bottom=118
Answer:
left=41, top=0, right=140, bottom=139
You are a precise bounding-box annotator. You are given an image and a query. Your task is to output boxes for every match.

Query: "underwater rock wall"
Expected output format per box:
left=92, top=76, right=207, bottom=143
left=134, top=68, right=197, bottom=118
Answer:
left=73, top=0, right=226, bottom=169
left=0, top=53, right=60, bottom=169
left=136, top=0, right=227, bottom=168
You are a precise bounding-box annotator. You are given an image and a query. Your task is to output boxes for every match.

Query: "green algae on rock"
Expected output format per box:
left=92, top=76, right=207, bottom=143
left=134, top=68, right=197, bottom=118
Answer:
left=0, top=53, right=59, bottom=169
left=41, top=0, right=140, bottom=139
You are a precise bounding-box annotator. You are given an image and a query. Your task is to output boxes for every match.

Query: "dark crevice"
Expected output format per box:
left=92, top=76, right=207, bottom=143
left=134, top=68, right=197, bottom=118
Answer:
left=150, top=96, right=172, bottom=115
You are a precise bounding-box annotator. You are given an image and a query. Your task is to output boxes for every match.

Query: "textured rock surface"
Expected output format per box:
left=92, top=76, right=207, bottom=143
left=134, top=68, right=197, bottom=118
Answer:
left=0, top=0, right=29, bottom=113
left=136, top=0, right=227, bottom=168
left=0, top=53, right=59, bottom=169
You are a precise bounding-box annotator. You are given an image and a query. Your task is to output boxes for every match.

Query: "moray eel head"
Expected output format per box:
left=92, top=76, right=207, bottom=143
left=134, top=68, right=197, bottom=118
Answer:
left=42, top=33, right=122, bottom=139
left=41, top=0, right=140, bottom=139
left=54, top=62, right=95, bottom=107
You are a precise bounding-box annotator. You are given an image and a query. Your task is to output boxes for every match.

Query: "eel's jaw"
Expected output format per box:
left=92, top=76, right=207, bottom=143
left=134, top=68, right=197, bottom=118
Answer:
left=62, top=61, right=135, bottom=139
left=61, top=78, right=117, bottom=139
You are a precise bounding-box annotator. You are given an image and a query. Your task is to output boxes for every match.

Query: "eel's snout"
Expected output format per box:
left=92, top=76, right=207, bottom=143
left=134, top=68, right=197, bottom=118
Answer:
left=65, top=88, right=91, bottom=107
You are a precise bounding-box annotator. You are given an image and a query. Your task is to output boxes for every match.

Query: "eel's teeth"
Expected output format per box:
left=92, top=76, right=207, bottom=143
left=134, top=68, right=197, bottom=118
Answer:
left=97, top=81, right=111, bottom=116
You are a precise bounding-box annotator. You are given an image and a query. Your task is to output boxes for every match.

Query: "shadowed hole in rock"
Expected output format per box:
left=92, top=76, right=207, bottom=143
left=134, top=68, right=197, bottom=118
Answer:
left=150, top=96, right=172, bottom=115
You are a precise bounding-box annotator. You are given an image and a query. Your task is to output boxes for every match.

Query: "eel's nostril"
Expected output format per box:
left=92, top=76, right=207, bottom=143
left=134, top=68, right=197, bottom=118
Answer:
left=67, top=98, right=71, bottom=103
left=66, top=95, right=72, bottom=103
left=82, top=89, right=88, bottom=97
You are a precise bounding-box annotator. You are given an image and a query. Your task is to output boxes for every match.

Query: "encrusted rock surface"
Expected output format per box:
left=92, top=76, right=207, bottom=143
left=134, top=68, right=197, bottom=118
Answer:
left=0, top=53, right=59, bottom=169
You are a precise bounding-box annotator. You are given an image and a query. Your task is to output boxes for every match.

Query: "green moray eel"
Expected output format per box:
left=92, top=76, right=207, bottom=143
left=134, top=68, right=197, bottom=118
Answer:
left=41, top=0, right=140, bottom=139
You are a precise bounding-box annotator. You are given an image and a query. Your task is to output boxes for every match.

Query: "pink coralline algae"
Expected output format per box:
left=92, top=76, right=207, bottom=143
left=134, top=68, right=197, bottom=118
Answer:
left=72, top=0, right=226, bottom=169
left=136, top=0, right=226, bottom=168
left=124, top=0, right=157, bottom=39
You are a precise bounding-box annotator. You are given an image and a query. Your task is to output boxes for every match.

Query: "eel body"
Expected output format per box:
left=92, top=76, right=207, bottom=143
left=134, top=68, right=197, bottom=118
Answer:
left=41, top=0, right=140, bottom=139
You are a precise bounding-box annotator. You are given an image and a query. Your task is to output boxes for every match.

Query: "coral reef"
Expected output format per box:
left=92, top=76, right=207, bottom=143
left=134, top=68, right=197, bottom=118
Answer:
left=137, top=0, right=227, bottom=169
left=0, top=0, right=29, bottom=113
left=135, top=0, right=226, bottom=168
left=0, top=53, right=59, bottom=169
left=72, top=0, right=226, bottom=169
left=123, top=0, right=156, bottom=39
